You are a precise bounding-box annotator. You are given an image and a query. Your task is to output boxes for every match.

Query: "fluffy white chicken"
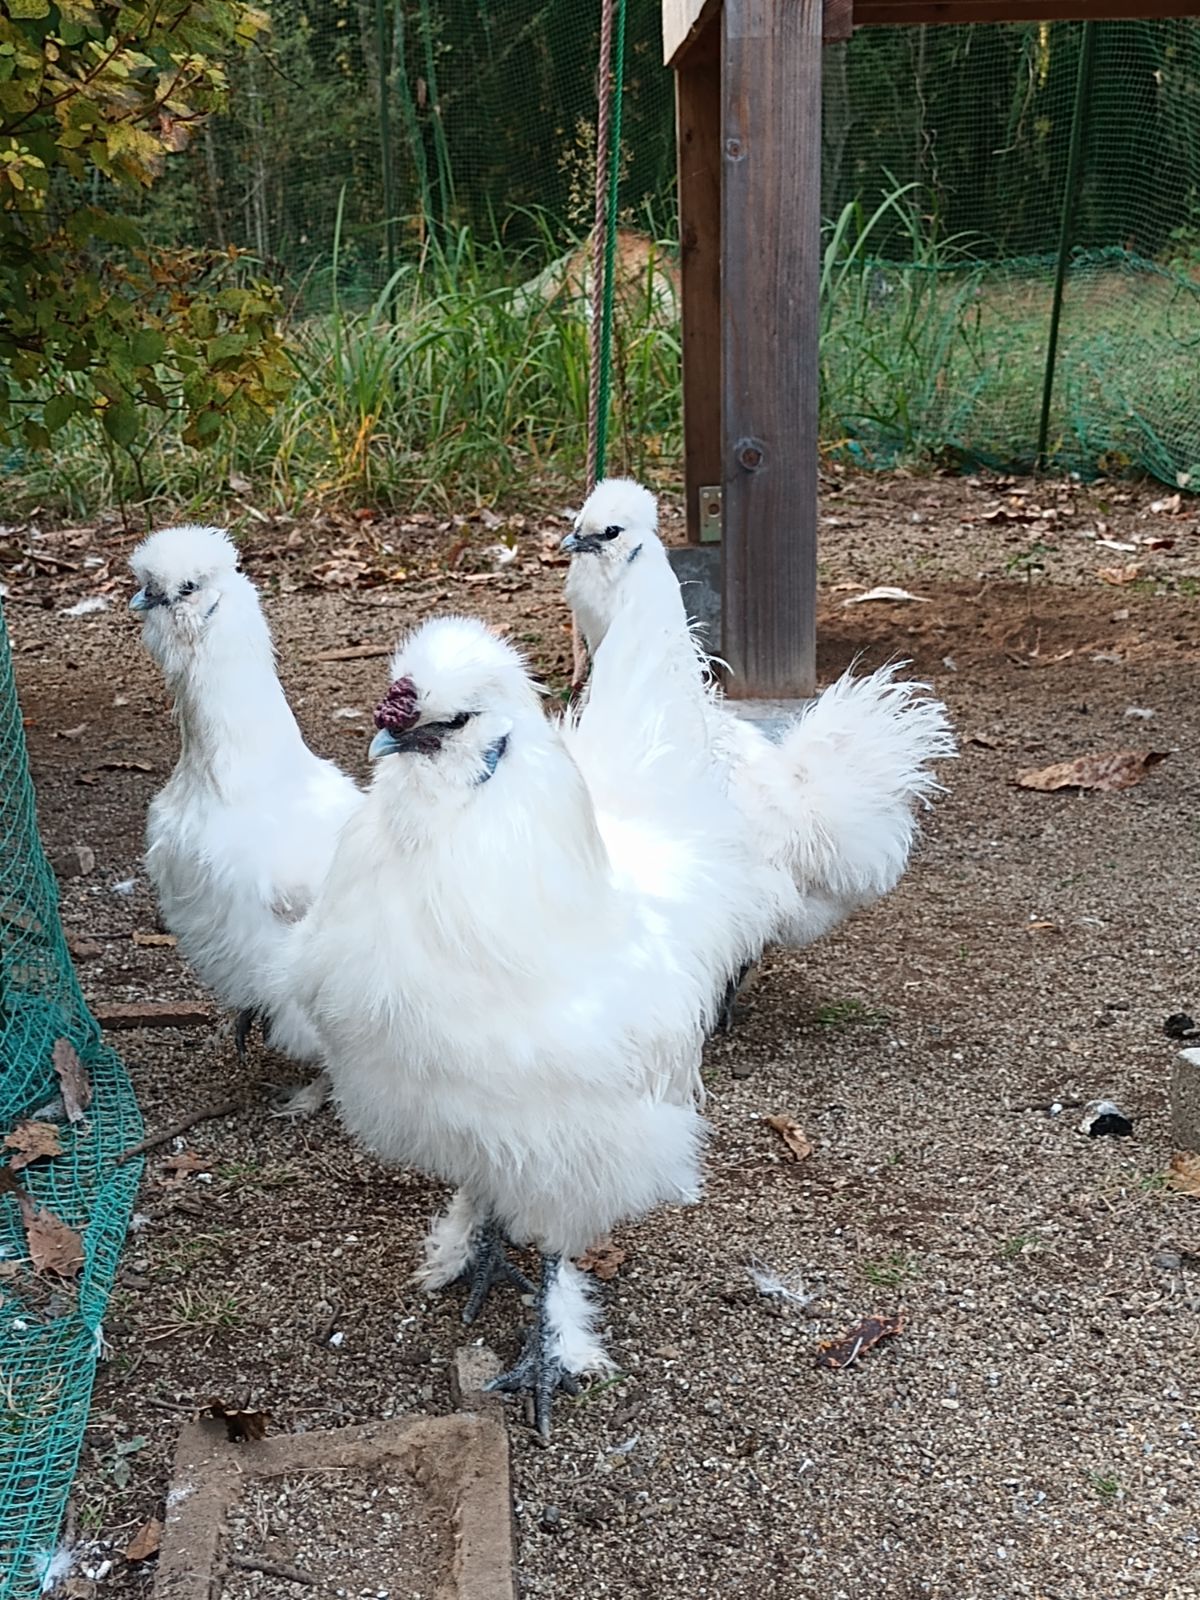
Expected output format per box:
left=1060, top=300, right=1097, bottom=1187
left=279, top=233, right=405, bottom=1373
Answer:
left=282, top=613, right=774, bottom=1434
left=563, top=479, right=956, bottom=1020
left=130, top=525, right=362, bottom=1115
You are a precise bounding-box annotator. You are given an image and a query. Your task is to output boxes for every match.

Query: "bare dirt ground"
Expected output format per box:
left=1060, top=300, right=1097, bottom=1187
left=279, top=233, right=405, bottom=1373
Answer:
left=6, top=467, right=1200, bottom=1599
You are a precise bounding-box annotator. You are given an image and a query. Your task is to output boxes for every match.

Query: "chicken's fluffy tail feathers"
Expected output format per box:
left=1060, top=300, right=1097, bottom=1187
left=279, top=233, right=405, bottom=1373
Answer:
left=766, top=662, right=956, bottom=913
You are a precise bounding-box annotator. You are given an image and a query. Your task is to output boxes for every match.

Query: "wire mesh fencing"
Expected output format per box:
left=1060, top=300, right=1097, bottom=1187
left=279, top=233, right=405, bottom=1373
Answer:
left=0, top=604, right=143, bottom=1600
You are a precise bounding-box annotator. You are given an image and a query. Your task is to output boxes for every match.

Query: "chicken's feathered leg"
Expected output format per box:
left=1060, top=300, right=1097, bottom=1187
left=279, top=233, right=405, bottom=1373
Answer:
left=486, top=1253, right=581, bottom=1439
left=269, top=1072, right=332, bottom=1121
left=460, top=1216, right=536, bottom=1324
left=716, top=961, right=755, bottom=1035
left=234, top=1007, right=260, bottom=1061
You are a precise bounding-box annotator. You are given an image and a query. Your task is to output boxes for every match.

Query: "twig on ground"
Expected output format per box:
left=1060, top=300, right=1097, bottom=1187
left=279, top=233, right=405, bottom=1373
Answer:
left=227, top=1556, right=316, bottom=1586
left=308, top=644, right=391, bottom=663
left=117, top=1097, right=243, bottom=1163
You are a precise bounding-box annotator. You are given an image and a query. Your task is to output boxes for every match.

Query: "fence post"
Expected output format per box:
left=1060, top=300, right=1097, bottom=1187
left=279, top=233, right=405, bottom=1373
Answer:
left=721, top=0, right=821, bottom=700
left=1036, top=20, right=1098, bottom=470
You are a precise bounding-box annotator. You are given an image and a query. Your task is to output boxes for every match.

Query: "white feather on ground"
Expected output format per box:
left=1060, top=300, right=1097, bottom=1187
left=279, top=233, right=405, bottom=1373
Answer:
left=129, top=525, right=362, bottom=1115
left=563, top=479, right=957, bottom=954
left=280, top=613, right=780, bottom=1426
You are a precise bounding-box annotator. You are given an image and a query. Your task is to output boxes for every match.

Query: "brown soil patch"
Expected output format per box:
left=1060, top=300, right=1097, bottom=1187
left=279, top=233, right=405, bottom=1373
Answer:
left=7, top=466, right=1200, bottom=1600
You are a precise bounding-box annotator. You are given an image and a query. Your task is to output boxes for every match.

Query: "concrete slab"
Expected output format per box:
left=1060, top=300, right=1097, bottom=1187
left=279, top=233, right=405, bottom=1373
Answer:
left=157, top=1350, right=515, bottom=1600
left=667, top=544, right=721, bottom=654
left=1173, top=1049, right=1200, bottom=1153
left=664, top=547, right=812, bottom=736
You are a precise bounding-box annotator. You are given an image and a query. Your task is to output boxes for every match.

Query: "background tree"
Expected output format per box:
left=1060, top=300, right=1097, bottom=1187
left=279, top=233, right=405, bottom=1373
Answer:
left=0, top=0, right=291, bottom=470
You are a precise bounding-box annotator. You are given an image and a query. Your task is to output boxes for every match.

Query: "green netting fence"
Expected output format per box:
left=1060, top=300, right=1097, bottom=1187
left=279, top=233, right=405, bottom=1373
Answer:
left=129, top=5, right=1200, bottom=488
left=0, top=606, right=143, bottom=1600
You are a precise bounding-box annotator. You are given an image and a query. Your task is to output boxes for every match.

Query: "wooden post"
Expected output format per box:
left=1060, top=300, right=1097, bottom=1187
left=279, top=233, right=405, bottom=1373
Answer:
left=675, top=27, right=722, bottom=544
left=721, top=0, right=821, bottom=699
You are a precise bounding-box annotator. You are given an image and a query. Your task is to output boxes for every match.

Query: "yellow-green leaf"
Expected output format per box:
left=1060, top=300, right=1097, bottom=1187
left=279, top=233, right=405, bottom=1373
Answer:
left=43, top=392, right=78, bottom=432
left=102, top=399, right=138, bottom=447
left=131, top=328, right=164, bottom=365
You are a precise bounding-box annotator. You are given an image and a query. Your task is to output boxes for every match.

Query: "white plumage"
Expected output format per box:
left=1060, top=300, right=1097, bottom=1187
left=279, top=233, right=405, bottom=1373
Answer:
left=129, top=525, right=362, bottom=1114
left=563, top=479, right=956, bottom=970
left=280, top=612, right=777, bottom=1431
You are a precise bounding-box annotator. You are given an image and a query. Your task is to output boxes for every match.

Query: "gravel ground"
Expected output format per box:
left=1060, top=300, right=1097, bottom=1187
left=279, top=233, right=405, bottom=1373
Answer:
left=222, top=1470, right=443, bottom=1600
left=7, top=469, right=1200, bottom=1599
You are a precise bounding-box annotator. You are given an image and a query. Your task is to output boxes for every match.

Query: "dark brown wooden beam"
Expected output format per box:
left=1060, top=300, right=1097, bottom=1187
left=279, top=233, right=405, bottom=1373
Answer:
left=855, top=0, right=1200, bottom=22
left=676, top=47, right=723, bottom=544
left=721, top=0, right=821, bottom=699
left=823, top=0, right=855, bottom=40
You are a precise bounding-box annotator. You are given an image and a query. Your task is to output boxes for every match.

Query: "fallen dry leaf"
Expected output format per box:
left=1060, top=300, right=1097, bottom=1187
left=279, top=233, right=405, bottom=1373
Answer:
left=1014, top=748, right=1168, bottom=794
left=1096, top=563, right=1141, bottom=585
left=815, top=1311, right=904, bottom=1370
left=124, top=1519, right=163, bottom=1562
left=98, top=758, right=154, bottom=772
left=1151, top=492, right=1183, bottom=515
left=4, top=1120, right=64, bottom=1171
left=763, top=1114, right=814, bottom=1161
left=1167, top=1152, right=1200, bottom=1196
left=67, top=934, right=103, bottom=960
left=132, top=931, right=177, bottom=948
left=25, top=1204, right=86, bottom=1277
left=1025, top=920, right=1061, bottom=935
left=0, top=1167, right=85, bottom=1278
left=160, top=1149, right=210, bottom=1180
left=979, top=504, right=1035, bottom=524
left=843, top=585, right=929, bottom=606
left=53, top=1037, right=92, bottom=1122
left=207, top=1398, right=270, bottom=1442
left=577, top=1239, right=627, bottom=1281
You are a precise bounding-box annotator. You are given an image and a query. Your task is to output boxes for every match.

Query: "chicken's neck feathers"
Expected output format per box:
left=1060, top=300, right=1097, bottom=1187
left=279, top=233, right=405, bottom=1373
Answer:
left=169, top=618, right=313, bottom=789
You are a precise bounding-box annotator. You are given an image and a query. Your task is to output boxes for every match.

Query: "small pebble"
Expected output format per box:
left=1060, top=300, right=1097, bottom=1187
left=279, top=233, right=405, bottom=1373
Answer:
left=1153, top=1251, right=1182, bottom=1272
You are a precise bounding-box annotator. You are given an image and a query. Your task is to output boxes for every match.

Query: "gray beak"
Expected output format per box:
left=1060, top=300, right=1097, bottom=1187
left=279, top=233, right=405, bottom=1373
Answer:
left=129, top=588, right=151, bottom=613
left=369, top=728, right=400, bottom=760
left=559, top=530, right=582, bottom=554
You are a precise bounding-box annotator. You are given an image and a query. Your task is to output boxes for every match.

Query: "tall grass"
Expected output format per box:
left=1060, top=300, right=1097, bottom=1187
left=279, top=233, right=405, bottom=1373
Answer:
left=9, top=212, right=683, bottom=521
left=9, top=185, right=1196, bottom=521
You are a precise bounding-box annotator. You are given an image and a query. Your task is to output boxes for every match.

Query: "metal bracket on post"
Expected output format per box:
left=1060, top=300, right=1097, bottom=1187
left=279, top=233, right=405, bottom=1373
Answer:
left=698, top=484, right=722, bottom=543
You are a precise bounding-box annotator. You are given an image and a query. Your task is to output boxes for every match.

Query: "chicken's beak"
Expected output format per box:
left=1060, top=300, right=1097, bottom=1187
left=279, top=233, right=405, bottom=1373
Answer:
left=369, top=725, right=433, bottom=759
left=559, top=530, right=582, bottom=554
left=129, top=589, right=151, bottom=613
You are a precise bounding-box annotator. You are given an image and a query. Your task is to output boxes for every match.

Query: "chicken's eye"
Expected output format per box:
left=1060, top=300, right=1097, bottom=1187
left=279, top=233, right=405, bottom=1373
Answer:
left=177, top=580, right=198, bottom=598
left=445, top=712, right=471, bottom=731
left=599, top=525, right=622, bottom=541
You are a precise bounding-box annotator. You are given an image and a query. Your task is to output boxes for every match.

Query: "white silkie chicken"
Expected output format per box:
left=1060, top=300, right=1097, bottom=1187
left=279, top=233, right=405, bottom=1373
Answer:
left=281, top=613, right=776, bottom=1434
left=129, top=525, right=363, bottom=1115
left=563, top=478, right=956, bottom=1022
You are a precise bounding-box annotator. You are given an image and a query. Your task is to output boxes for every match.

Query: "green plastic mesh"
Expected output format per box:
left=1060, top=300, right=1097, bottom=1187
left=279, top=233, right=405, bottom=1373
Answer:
left=131, top=7, right=1200, bottom=487
left=0, top=605, right=143, bottom=1600
left=821, top=20, right=1200, bottom=483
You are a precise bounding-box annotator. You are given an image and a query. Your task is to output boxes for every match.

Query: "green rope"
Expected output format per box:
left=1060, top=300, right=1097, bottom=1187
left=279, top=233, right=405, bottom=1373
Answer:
left=593, top=0, right=627, bottom=481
